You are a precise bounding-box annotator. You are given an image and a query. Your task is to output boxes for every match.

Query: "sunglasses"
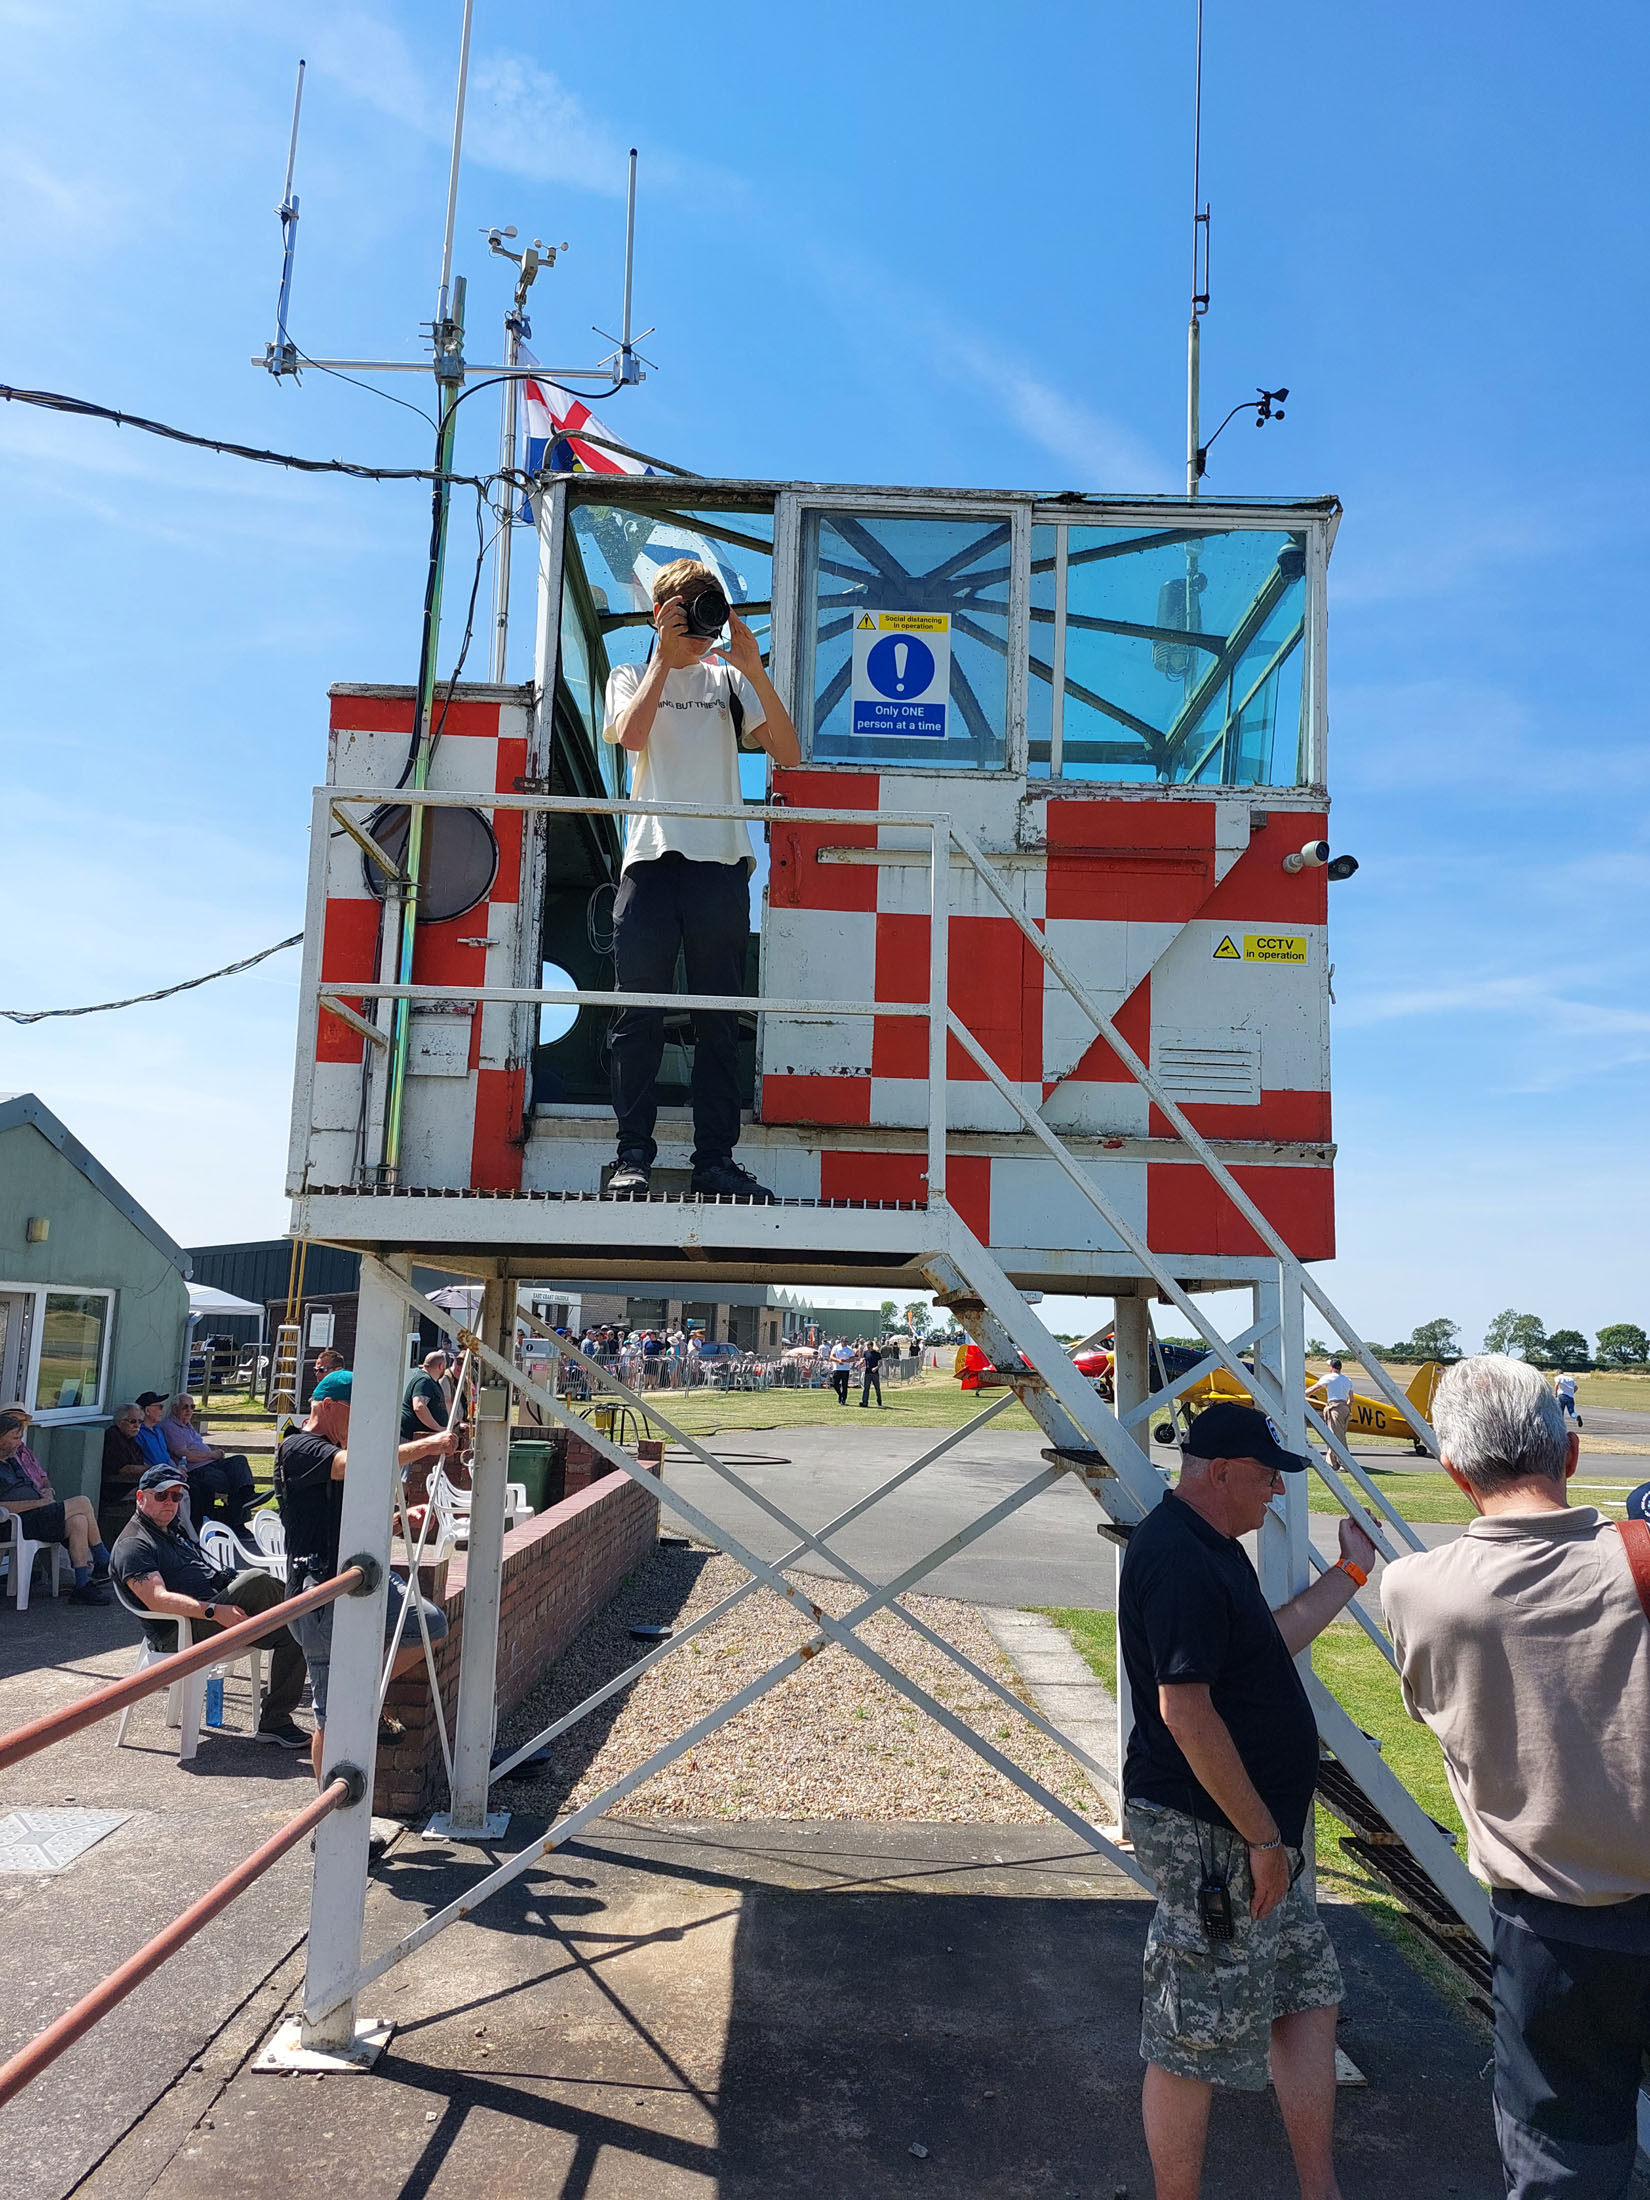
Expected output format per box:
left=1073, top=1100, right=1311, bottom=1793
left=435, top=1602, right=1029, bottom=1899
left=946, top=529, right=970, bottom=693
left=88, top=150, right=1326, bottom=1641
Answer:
left=149, top=1488, right=185, bottom=1504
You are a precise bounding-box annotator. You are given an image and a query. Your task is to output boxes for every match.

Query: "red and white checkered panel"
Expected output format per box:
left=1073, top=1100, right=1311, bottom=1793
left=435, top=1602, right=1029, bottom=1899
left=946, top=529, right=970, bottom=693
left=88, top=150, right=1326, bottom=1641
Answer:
left=305, top=688, right=532, bottom=1192
left=761, top=773, right=1334, bottom=1261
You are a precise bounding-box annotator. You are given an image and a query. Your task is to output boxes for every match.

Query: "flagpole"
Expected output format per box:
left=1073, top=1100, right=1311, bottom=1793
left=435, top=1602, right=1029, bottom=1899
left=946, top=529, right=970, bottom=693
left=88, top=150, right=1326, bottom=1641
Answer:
left=491, top=310, right=523, bottom=683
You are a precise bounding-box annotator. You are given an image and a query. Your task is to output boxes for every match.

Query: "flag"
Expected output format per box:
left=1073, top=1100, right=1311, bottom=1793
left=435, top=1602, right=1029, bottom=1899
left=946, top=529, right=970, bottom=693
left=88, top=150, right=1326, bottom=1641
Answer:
left=518, top=348, right=652, bottom=515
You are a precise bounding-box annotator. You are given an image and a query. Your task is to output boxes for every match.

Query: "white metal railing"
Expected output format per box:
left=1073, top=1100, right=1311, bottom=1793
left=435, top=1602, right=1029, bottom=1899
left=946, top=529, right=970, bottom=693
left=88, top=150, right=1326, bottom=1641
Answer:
left=310, top=781, right=1433, bottom=1567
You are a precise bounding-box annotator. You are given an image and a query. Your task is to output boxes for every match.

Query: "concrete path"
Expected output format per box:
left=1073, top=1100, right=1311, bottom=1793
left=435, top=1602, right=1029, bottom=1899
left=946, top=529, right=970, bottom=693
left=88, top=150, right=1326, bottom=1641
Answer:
left=980, top=1606, right=1119, bottom=1805
left=98, top=1816, right=1512, bottom=2200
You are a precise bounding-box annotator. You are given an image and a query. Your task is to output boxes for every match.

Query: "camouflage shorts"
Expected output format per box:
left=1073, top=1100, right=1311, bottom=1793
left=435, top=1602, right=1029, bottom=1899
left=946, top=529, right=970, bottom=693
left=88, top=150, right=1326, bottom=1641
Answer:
left=1126, top=1801, right=1344, bottom=2091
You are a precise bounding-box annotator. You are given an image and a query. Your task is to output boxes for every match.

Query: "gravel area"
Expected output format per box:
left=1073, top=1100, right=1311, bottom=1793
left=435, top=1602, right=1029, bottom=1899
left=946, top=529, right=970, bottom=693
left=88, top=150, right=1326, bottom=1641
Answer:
left=491, top=1543, right=1097, bottom=1824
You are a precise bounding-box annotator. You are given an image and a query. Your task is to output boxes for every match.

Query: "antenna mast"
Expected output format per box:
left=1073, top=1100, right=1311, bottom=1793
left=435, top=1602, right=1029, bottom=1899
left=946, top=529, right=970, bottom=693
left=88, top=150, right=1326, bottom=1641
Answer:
left=1186, top=0, right=1209, bottom=499
left=262, top=61, right=306, bottom=377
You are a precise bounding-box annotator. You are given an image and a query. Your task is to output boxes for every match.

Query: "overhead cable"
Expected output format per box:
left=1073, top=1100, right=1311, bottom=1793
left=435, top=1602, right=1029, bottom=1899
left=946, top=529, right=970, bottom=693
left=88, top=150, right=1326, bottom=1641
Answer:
left=3, top=934, right=303, bottom=1024
left=0, top=383, right=696, bottom=483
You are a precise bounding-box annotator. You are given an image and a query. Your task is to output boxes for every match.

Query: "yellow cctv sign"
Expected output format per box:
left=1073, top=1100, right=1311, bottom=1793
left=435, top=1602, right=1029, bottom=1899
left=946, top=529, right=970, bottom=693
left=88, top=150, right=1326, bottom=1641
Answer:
left=1214, top=933, right=1308, bottom=964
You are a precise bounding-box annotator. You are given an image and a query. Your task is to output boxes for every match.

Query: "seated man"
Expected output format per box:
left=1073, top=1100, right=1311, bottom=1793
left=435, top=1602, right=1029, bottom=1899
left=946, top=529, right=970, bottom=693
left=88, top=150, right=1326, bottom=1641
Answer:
left=401, top=1350, right=451, bottom=1441
left=0, top=1410, right=112, bottom=1605
left=101, top=1404, right=148, bottom=1505
left=276, top=1369, right=459, bottom=1783
left=160, top=1393, right=258, bottom=1532
left=109, top=1465, right=309, bottom=1747
left=602, top=558, right=801, bottom=1203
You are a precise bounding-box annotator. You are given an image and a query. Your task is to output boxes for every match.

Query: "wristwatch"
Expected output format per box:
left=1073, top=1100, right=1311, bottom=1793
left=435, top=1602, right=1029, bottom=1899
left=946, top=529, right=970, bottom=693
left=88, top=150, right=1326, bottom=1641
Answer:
left=202, top=1602, right=217, bottom=1620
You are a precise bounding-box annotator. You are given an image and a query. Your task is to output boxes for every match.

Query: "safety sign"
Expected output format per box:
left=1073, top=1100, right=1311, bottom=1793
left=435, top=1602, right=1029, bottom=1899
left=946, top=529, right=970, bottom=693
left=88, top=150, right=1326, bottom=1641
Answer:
left=850, top=610, right=950, bottom=739
left=1214, top=933, right=1308, bottom=964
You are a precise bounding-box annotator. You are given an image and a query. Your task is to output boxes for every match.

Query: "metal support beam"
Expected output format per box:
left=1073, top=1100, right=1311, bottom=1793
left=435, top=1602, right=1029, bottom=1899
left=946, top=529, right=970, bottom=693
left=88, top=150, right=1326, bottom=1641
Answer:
left=1108, top=1296, right=1154, bottom=1805
left=435, top=1273, right=511, bottom=1839
left=300, top=1253, right=403, bottom=2048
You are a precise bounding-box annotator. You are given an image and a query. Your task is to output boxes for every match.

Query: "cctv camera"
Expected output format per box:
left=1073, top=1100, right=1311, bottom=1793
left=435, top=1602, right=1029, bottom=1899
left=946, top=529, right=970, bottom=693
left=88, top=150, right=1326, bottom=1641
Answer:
left=1281, top=840, right=1330, bottom=874
left=1325, top=854, right=1360, bottom=882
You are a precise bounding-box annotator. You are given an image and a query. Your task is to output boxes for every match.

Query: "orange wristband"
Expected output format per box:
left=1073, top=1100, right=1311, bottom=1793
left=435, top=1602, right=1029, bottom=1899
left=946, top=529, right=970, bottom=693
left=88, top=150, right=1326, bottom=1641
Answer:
left=1336, top=1557, right=1369, bottom=1589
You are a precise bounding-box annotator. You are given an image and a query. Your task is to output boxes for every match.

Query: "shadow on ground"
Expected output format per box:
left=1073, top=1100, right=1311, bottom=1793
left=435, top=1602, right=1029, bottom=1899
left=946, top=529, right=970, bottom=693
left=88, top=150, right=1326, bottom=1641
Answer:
left=128, top=1820, right=1518, bottom=2200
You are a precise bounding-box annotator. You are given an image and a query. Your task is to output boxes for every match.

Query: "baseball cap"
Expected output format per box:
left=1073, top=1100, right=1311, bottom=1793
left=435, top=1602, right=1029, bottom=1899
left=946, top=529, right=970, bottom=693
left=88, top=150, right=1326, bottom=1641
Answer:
left=310, top=1370, right=353, bottom=1403
left=137, top=1463, right=188, bottom=1493
left=1183, top=1401, right=1313, bottom=1475
left=135, top=1390, right=169, bottom=1408
left=1625, top=1481, right=1650, bottom=1524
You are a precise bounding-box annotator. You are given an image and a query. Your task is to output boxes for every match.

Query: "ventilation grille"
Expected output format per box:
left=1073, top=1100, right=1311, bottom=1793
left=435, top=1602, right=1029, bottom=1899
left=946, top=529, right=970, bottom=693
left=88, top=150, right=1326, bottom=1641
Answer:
left=1155, top=1035, right=1261, bottom=1106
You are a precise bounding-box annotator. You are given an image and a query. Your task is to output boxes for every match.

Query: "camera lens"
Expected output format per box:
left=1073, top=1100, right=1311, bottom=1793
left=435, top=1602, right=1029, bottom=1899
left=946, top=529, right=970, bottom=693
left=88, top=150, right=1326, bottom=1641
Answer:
left=682, top=583, right=730, bottom=638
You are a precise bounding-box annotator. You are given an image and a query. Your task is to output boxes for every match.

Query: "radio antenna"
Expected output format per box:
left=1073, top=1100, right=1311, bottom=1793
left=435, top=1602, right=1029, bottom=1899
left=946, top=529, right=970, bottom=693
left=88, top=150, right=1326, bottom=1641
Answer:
left=1186, top=0, right=1209, bottom=498
left=261, top=60, right=306, bottom=378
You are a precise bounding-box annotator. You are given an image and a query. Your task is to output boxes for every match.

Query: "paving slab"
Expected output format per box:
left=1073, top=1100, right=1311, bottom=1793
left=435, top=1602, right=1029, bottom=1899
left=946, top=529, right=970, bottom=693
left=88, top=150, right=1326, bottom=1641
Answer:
left=122, top=1816, right=1509, bottom=2200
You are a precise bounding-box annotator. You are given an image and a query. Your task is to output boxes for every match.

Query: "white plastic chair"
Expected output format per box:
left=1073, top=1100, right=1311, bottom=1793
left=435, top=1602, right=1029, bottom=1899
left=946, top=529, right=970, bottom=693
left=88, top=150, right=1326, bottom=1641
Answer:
left=197, top=1519, right=265, bottom=1576
left=2, top=1509, right=71, bottom=1611
left=111, top=1578, right=264, bottom=1759
left=251, top=1507, right=288, bottom=1577
left=426, top=1466, right=531, bottom=1552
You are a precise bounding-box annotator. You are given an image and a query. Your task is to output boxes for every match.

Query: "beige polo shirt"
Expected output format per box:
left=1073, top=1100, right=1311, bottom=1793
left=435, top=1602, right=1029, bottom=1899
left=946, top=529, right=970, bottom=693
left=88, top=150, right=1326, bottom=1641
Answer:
left=1381, top=1507, right=1650, bottom=1905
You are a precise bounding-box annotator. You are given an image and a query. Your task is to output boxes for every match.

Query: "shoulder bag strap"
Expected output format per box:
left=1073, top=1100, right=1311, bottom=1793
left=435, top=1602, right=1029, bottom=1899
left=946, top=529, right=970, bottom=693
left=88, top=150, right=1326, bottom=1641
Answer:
left=1616, top=1518, right=1650, bottom=1625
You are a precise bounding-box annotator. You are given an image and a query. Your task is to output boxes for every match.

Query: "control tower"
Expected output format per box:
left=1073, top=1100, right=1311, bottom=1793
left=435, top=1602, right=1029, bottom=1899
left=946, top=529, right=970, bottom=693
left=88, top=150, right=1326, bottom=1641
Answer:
left=281, top=471, right=1488, bottom=2057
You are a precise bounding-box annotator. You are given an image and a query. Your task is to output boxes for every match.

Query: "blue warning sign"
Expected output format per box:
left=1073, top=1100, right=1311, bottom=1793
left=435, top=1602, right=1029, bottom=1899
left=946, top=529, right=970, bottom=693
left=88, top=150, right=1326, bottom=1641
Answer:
left=849, top=611, right=951, bottom=739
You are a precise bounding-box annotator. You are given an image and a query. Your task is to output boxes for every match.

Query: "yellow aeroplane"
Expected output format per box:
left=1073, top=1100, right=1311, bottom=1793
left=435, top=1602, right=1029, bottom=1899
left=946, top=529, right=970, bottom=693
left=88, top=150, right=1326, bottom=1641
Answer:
left=1152, top=1358, right=1442, bottom=1454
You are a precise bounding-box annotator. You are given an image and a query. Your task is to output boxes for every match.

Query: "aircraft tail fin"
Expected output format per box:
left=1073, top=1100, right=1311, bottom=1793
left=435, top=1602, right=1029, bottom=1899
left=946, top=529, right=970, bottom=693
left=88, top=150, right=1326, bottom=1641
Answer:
left=1405, top=1360, right=1442, bottom=1426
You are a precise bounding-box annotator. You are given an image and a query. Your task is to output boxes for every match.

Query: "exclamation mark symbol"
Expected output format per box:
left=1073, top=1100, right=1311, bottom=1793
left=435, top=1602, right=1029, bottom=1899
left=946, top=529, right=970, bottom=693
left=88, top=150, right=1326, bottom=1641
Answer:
left=893, top=641, right=909, bottom=693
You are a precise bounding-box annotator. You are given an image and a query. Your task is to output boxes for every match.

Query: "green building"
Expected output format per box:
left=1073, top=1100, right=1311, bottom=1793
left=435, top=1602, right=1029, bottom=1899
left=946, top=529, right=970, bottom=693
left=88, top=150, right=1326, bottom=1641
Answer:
left=0, top=1092, right=191, bottom=1503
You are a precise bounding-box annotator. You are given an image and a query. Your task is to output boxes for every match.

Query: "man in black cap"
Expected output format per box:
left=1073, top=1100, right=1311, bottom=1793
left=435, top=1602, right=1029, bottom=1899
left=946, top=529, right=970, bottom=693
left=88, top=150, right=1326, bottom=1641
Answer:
left=109, top=1466, right=310, bottom=1747
left=1119, top=1402, right=1375, bottom=2200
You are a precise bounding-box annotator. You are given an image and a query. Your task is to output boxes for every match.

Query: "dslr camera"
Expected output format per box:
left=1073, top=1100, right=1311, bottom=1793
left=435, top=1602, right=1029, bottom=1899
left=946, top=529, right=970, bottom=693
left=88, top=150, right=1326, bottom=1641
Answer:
left=679, top=580, right=730, bottom=639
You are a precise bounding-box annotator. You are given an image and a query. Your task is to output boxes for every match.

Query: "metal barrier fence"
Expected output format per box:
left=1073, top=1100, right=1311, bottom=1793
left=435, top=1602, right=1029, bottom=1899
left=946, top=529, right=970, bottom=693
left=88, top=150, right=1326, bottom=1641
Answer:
left=0, top=1564, right=368, bottom=2106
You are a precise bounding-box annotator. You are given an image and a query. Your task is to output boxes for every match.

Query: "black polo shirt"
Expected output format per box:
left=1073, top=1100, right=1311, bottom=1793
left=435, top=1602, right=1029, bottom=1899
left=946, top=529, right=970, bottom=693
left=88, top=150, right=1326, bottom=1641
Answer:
left=1119, top=1490, right=1319, bottom=1846
left=400, top=1372, right=446, bottom=1442
left=110, top=1512, right=235, bottom=1650
left=274, top=1429, right=345, bottom=1578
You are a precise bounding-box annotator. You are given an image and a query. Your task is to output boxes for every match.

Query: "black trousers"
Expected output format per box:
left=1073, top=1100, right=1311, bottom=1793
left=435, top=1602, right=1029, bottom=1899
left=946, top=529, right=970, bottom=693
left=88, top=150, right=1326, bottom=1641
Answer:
left=832, top=1370, right=850, bottom=1404
left=610, top=854, right=749, bottom=1171
left=187, top=1455, right=256, bottom=1532
left=1491, top=1895, right=1650, bottom=2199
left=860, top=1368, right=882, bottom=1407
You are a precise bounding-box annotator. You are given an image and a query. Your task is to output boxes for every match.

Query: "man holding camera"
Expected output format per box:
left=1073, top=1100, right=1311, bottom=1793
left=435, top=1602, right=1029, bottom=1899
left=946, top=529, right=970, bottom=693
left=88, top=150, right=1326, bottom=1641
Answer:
left=1119, top=1403, right=1375, bottom=2200
left=602, top=558, right=800, bottom=1202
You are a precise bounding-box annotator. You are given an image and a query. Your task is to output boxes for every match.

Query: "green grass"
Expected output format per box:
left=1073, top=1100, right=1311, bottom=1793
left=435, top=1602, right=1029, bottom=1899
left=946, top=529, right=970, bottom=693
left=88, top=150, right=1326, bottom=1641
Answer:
left=603, top=1368, right=1039, bottom=1437
left=1037, top=1605, right=1118, bottom=1697
left=1306, top=1461, right=1644, bottom=1525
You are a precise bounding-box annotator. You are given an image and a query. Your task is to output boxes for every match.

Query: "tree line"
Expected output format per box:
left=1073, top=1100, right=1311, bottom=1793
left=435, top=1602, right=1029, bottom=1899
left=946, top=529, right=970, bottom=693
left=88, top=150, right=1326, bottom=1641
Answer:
left=1331, top=1314, right=1649, bottom=1373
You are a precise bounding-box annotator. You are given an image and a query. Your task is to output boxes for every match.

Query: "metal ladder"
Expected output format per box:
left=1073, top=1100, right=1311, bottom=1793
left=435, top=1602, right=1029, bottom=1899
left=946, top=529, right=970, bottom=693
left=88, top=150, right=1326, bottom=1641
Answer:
left=269, top=1323, right=303, bottom=1417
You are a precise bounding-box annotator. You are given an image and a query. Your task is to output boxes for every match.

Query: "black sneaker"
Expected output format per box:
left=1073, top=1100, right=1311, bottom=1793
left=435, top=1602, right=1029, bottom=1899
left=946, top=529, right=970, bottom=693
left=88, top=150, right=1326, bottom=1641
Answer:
left=258, top=1720, right=309, bottom=1750
left=68, top=1583, right=111, bottom=1608
left=690, top=1159, right=777, bottom=1203
left=606, top=1161, right=651, bottom=1197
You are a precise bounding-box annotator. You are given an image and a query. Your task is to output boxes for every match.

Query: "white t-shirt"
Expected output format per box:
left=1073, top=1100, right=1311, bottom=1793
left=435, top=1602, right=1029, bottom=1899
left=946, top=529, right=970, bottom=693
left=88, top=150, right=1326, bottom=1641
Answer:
left=1321, top=1372, right=1354, bottom=1403
left=602, top=657, right=766, bottom=873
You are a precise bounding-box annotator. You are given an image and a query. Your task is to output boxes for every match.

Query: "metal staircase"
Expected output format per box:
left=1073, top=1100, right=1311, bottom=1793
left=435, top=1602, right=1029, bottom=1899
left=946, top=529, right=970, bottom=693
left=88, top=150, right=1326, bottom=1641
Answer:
left=927, top=1201, right=1495, bottom=1990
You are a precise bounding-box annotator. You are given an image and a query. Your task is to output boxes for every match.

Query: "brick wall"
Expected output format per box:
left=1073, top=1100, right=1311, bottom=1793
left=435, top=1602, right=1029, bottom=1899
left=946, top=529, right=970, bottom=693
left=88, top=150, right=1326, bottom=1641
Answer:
left=375, top=1457, right=660, bottom=1817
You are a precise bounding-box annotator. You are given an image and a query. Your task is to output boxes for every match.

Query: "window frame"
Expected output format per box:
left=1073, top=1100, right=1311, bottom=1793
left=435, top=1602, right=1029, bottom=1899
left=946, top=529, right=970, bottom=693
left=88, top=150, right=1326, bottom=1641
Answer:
left=0, top=1281, right=116, bottom=1422
left=1027, top=499, right=1332, bottom=791
left=778, top=488, right=1033, bottom=778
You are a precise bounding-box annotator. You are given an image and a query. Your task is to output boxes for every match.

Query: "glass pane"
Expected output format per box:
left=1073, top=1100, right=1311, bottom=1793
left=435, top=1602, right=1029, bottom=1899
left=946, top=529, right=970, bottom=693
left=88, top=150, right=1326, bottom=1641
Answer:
left=803, top=511, right=1010, bottom=769
left=38, top=1291, right=107, bottom=1410
left=1029, top=523, right=1308, bottom=786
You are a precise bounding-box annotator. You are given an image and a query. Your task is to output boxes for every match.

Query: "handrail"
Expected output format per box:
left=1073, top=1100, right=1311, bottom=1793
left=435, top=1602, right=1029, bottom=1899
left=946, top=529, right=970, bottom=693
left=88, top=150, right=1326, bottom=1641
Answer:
left=0, top=1566, right=365, bottom=1775
left=0, top=1776, right=353, bottom=2109
left=943, top=822, right=1442, bottom=1457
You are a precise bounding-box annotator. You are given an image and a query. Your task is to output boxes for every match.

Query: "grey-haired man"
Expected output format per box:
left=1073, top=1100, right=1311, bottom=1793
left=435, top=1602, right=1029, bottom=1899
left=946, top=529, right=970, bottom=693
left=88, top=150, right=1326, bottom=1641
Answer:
left=1383, top=1355, right=1650, bottom=2200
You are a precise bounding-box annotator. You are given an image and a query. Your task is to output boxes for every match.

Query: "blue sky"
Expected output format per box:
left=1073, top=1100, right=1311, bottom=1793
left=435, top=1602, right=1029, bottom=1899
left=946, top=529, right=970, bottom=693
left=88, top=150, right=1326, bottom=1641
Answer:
left=3, top=1, right=1646, bottom=1350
